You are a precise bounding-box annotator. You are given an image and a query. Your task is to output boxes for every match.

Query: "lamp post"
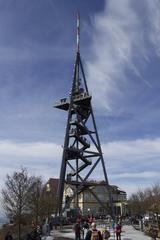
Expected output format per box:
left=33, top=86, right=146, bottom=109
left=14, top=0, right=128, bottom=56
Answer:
left=87, top=208, right=91, bottom=217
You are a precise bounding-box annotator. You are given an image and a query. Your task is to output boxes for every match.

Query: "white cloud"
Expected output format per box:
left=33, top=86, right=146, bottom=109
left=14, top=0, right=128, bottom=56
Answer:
left=101, top=137, right=160, bottom=195
left=0, top=141, right=62, bottom=192
left=111, top=171, right=159, bottom=179
left=86, top=0, right=159, bottom=111
left=0, top=140, right=61, bottom=158
left=102, top=138, right=160, bottom=177
left=102, top=138, right=160, bottom=159
left=147, top=0, right=160, bottom=55
left=0, top=137, right=159, bottom=203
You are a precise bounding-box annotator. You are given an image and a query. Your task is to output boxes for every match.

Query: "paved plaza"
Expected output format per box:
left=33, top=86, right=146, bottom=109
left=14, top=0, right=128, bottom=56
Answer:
left=45, top=224, right=155, bottom=240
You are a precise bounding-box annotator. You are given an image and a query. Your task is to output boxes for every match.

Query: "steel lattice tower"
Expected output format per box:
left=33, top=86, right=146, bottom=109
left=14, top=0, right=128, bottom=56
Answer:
left=55, top=14, right=114, bottom=219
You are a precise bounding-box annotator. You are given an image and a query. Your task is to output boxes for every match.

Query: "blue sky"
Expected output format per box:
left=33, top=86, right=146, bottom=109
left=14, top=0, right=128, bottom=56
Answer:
left=0, top=0, right=160, bottom=215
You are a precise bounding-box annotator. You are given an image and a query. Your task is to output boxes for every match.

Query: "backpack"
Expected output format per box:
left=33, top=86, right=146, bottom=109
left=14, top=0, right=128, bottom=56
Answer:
left=102, top=229, right=110, bottom=239
left=91, top=230, right=100, bottom=240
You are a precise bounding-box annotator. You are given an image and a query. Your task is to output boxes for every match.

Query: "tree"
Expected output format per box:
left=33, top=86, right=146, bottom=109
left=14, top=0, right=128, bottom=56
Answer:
left=1, top=168, right=34, bottom=240
left=27, top=176, right=43, bottom=226
left=128, top=183, right=160, bottom=219
left=149, top=184, right=160, bottom=221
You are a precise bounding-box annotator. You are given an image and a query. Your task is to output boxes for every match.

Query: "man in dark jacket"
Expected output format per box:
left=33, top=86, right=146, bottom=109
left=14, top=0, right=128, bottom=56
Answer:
left=85, top=222, right=103, bottom=240
left=115, top=224, right=122, bottom=240
left=74, top=220, right=81, bottom=240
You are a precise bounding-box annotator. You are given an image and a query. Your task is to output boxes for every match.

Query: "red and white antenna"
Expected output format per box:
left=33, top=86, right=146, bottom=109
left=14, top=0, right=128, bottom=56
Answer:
left=77, top=12, right=80, bottom=53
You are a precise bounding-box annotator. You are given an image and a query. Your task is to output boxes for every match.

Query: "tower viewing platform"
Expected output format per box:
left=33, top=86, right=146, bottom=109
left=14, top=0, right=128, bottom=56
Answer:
left=54, top=91, right=91, bottom=111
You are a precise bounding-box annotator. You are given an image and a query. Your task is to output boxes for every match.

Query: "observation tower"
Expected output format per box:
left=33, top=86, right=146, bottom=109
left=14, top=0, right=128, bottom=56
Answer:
left=54, top=13, right=114, bottom=219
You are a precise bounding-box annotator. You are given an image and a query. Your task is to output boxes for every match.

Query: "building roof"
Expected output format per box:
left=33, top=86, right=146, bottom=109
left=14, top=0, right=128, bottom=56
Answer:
left=45, top=178, right=126, bottom=195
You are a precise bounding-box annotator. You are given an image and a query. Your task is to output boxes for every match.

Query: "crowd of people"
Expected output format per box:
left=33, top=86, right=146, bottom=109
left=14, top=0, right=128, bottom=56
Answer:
left=73, top=215, right=122, bottom=240
left=4, top=215, right=122, bottom=240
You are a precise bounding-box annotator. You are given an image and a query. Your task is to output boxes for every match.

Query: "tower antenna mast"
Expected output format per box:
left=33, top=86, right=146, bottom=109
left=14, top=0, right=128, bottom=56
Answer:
left=77, top=12, right=80, bottom=53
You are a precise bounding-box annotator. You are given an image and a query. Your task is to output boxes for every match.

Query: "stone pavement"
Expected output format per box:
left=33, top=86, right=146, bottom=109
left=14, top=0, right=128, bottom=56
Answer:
left=42, top=237, right=53, bottom=240
left=46, top=225, right=155, bottom=240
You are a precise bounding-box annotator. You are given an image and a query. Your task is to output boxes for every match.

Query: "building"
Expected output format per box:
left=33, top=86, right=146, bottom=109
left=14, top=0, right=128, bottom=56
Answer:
left=64, top=182, right=127, bottom=217
left=44, top=178, right=59, bottom=214
left=46, top=178, right=127, bottom=217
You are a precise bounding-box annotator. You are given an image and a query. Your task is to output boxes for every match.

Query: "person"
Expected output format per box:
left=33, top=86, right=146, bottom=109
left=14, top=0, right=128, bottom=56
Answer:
left=115, top=223, right=122, bottom=240
left=30, top=229, right=41, bottom=240
left=74, top=220, right=81, bottom=240
left=88, top=216, right=93, bottom=225
left=5, top=232, right=13, bottom=240
left=85, top=222, right=103, bottom=240
left=42, top=221, right=49, bottom=236
left=102, top=228, right=110, bottom=240
left=82, top=220, right=89, bottom=239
